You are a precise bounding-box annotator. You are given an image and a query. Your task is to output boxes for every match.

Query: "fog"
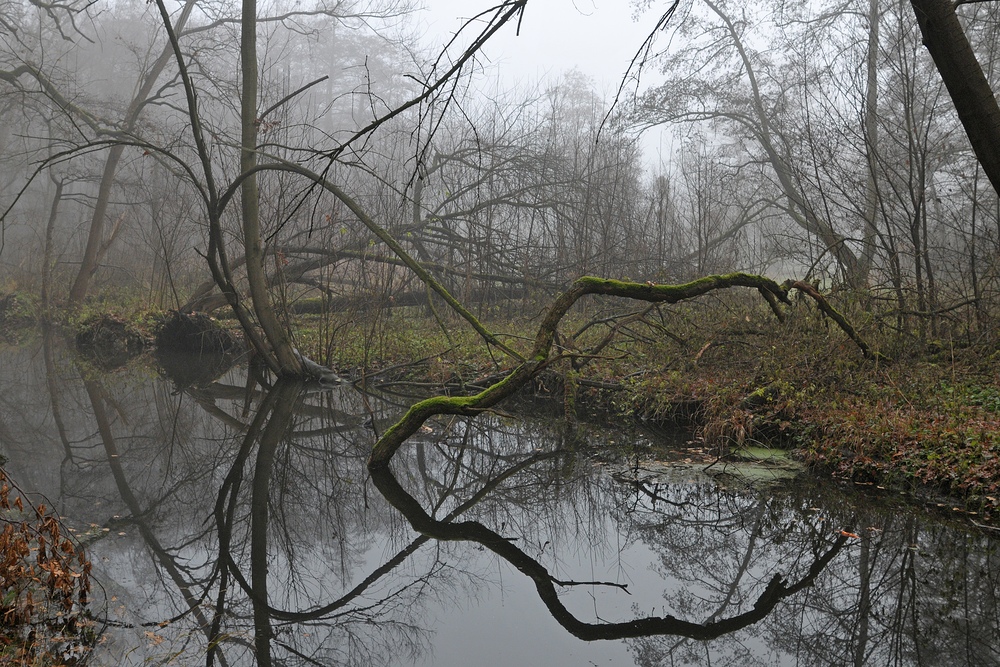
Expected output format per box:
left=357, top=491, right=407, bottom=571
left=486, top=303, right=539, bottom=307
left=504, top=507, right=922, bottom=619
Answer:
left=1, top=0, right=998, bottom=346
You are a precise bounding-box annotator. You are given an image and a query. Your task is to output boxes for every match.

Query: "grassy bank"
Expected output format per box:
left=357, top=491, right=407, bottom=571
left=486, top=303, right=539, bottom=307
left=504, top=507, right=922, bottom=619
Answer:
left=591, top=299, right=1000, bottom=523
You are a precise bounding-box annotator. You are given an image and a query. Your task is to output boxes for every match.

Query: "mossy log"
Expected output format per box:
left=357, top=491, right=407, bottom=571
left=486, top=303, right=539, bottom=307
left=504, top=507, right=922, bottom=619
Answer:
left=369, top=273, right=789, bottom=467
left=368, top=273, right=879, bottom=469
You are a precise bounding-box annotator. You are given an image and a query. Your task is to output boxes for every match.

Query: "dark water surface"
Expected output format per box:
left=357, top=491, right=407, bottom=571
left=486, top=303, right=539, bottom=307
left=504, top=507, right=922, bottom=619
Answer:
left=2, top=336, right=999, bottom=666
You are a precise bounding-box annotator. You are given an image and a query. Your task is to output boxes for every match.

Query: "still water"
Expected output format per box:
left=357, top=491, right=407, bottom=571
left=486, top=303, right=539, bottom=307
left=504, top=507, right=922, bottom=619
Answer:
left=2, top=335, right=999, bottom=666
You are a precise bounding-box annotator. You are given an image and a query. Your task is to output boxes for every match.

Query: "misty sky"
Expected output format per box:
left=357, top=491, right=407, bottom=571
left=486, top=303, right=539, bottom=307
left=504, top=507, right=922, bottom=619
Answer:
left=420, top=0, right=656, bottom=91
left=419, top=1, right=673, bottom=165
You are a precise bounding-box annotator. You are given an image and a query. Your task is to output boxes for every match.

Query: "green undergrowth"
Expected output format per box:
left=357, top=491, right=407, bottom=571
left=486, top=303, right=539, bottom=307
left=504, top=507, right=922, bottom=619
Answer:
left=305, top=294, right=1000, bottom=522
left=597, top=302, right=1000, bottom=522
left=292, top=308, right=526, bottom=383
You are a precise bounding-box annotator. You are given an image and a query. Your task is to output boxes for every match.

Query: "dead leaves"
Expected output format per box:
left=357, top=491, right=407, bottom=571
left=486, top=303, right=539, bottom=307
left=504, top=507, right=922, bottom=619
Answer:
left=0, top=469, right=96, bottom=661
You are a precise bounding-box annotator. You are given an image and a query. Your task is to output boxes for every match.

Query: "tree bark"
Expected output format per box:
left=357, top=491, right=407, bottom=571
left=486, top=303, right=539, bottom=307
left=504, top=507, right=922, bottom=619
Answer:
left=910, top=0, right=1000, bottom=195
left=861, top=0, right=880, bottom=278
left=240, top=0, right=302, bottom=376
left=40, top=177, right=64, bottom=315
left=68, top=147, right=124, bottom=303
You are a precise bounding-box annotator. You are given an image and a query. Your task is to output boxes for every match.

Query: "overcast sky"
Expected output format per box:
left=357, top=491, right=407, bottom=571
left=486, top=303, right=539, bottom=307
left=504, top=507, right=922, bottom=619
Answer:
left=418, top=0, right=657, bottom=92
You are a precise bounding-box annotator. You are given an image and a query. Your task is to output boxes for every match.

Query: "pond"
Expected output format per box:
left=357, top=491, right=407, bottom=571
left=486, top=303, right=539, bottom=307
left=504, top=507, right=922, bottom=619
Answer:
left=2, top=334, right=999, bottom=666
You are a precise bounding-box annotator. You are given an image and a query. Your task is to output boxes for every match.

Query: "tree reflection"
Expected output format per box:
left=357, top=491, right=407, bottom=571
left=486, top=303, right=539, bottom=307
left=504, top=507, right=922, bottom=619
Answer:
left=176, top=379, right=438, bottom=666
left=621, top=479, right=1000, bottom=666
left=370, top=447, right=846, bottom=642
left=23, top=332, right=441, bottom=665
left=1, top=338, right=999, bottom=665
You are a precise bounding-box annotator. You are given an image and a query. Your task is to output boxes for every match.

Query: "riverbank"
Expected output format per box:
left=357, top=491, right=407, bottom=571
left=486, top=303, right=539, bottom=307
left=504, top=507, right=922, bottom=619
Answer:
left=5, top=290, right=999, bottom=523
left=317, top=297, right=1000, bottom=524
left=579, top=300, right=1000, bottom=523
left=611, top=334, right=1000, bottom=523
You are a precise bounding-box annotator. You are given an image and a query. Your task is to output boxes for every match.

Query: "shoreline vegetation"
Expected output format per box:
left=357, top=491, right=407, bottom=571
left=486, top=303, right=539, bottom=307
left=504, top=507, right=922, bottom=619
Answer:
left=3, top=287, right=1000, bottom=526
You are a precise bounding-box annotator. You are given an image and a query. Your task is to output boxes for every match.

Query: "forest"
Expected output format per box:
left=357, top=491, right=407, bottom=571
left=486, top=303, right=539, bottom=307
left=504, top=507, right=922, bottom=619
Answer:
left=3, top=0, right=1000, bottom=663
left=2, top=0, right=998, bottom=474
left=0, top=0, right=1000, bottom=502
left=0, top=0, right=994, bottom=327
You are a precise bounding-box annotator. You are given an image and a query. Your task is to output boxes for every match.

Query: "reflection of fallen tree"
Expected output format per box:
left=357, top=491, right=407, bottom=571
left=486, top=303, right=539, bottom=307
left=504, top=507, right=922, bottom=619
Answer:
left=217, top=393, right=563, bottom=624
left=210, top=380, right=567, bottom=665
left=180, top=380, right=374, bottom=434
left=371, top=462, right=847, bottom=640
left=363, top=272, right=866, bottom=642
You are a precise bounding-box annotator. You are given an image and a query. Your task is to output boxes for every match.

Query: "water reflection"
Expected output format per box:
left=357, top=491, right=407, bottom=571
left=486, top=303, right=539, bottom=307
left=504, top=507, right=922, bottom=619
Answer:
left=1, top=335, right=998, bottom=665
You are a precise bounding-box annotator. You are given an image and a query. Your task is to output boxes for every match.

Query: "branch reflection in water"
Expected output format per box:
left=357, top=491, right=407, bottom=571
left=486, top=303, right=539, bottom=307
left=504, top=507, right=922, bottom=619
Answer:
left=2, top=335, right=999, bottom=665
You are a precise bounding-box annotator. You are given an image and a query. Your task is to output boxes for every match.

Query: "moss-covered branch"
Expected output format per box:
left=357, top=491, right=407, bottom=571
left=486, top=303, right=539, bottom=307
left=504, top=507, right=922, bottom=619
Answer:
left=369, top=272, right=792, bottom=467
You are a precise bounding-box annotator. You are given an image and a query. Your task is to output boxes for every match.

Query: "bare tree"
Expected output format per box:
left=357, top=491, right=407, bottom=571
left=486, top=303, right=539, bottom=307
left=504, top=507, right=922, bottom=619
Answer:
left=66, top=0, right=198, bottom=304
left=634, top=0, right=872, bottom=286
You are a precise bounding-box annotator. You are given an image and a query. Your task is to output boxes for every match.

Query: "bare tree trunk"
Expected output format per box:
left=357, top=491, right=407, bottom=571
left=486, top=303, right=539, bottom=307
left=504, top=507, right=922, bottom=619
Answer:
left=861, top=0, right=880, bottom=278
left=41, top=176, right=64, bottom=317
left=921, top=185, right=937, bottom=336
left=240, top=0, right=302, bottom=376
left=909, top=195, right=927, bottom=340
left=910, top=0, right=1000, bottom=195
left=68, top=0, right=198, bottom=304
left=970, top=167, right=984, bottom=330
left=68, top=147, right=123, bottom=303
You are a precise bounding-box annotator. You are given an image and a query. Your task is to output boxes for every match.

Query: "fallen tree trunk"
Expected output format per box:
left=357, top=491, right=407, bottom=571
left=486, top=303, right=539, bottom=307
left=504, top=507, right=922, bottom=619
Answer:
left=179, top=246, right=560, bottom=314
left=287, top=284, right=534, bottom=314
left=368, top=273, right=878, bottom=469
